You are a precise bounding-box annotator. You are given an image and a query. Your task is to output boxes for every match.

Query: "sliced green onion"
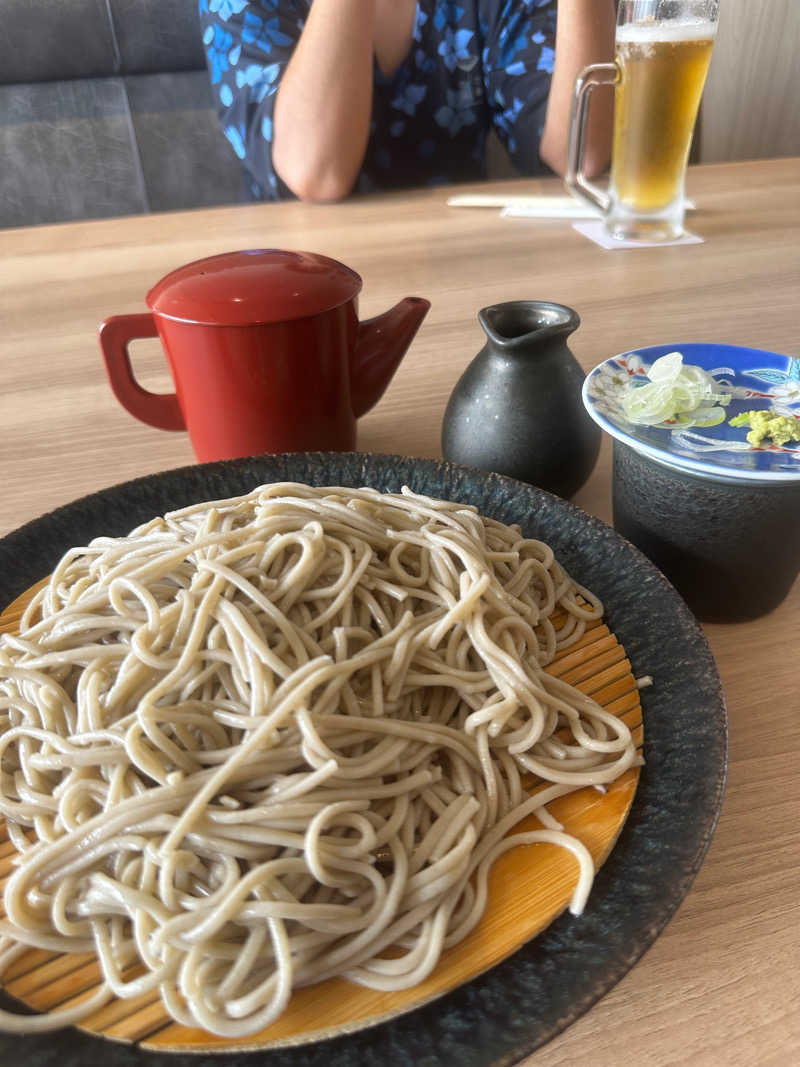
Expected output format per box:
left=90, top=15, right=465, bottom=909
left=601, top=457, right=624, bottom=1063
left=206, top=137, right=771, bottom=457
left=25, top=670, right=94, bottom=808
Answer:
left=621, top=352, right=733, bottom=428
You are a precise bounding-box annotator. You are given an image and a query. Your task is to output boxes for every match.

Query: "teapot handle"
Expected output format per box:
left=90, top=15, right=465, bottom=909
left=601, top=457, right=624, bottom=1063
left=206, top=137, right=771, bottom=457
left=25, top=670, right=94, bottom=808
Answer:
left=99, top=314, right=186, bottom=431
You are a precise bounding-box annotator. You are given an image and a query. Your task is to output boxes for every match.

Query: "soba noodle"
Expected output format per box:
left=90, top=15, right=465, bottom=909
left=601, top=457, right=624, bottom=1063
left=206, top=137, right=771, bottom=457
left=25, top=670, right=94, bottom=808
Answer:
left=0, top=483, right=638, bottom=1036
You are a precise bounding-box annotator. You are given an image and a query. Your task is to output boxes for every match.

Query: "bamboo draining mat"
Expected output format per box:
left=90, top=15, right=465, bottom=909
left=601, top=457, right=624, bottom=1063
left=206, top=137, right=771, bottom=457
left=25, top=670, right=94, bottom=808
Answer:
left=0, top=582, right=642, bottom=1052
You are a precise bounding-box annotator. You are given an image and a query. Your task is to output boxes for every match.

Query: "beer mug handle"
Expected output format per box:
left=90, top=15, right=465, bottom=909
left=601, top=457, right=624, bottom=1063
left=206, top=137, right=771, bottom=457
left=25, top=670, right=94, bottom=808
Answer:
left=566, top=62, right=619, bottom=215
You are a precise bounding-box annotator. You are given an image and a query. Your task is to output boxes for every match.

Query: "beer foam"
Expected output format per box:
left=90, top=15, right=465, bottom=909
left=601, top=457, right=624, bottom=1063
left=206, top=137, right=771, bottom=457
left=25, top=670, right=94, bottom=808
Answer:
left=617, top=19, right=717, bottom=44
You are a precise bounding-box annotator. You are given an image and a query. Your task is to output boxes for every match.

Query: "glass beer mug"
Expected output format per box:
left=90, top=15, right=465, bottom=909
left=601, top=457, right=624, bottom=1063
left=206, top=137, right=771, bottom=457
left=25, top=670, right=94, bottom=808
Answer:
left=567, top=0, right=719, bottom=242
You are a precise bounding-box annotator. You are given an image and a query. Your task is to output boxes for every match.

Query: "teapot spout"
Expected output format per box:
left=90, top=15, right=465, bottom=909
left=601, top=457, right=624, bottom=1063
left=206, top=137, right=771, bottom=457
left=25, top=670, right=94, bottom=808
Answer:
left=351, top=297, right=430, bottom=418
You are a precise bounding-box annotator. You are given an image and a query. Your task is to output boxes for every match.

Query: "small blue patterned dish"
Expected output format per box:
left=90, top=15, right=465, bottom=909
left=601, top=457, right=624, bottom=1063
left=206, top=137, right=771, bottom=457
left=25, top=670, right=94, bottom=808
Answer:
left=583, top=343, right=800, bottom=484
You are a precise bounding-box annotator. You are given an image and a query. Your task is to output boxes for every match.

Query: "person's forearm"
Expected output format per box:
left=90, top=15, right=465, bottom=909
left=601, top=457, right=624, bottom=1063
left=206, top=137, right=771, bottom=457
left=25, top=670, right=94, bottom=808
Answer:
left=273, top=0, right=376, bottom=202
left=539, top=0, right=616, bottom=178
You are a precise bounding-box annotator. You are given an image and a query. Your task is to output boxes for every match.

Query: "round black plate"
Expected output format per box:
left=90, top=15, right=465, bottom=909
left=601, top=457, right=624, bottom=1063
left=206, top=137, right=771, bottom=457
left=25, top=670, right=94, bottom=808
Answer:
left=0, top=452, right=727, bottom=1067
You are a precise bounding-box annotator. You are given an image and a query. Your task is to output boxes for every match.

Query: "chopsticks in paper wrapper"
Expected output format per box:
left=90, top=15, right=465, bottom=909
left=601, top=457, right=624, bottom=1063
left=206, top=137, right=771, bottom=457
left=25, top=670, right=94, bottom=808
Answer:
left=446, top=194, right=695, bottom=219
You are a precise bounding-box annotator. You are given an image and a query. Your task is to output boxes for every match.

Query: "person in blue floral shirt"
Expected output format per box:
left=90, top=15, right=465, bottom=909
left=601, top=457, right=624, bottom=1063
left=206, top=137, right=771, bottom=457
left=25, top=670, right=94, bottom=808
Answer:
left=199, top=1, right=614, bottom=201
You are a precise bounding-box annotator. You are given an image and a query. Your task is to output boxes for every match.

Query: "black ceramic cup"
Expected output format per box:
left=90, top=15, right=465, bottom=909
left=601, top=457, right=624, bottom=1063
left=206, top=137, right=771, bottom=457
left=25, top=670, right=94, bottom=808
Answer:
left=612, top=440, right=800, bottom=622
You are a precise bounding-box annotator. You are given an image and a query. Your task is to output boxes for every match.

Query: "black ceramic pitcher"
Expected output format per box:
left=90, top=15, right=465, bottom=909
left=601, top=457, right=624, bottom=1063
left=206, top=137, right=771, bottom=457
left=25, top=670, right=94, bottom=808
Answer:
left=441, top=301, right=600, bottom=498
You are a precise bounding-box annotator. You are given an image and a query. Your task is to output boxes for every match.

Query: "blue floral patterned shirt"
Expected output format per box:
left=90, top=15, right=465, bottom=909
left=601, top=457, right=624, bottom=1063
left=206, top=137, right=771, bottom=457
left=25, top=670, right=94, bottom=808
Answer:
left=199, top=0, right=558, bottom=199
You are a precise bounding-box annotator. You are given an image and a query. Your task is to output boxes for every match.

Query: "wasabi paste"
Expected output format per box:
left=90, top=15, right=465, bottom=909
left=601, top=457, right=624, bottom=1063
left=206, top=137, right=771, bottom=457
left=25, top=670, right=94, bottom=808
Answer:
left=729, top=410, right=800, bottom=447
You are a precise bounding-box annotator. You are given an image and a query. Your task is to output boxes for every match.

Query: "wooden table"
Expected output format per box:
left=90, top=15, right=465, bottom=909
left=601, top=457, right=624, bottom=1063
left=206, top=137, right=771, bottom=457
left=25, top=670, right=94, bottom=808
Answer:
left=1, top=158, right=798, bottom=1065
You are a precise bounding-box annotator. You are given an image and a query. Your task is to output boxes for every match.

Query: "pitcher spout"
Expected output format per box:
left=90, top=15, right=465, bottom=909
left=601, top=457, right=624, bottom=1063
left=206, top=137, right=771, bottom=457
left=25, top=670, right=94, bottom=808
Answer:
left=478, top=301, right=580, bottom=352
left=350, top=297, right=430, bottom=418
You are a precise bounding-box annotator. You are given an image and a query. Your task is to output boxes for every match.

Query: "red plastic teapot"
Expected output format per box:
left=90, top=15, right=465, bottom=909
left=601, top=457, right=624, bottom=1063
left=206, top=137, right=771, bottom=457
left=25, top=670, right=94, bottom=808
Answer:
left=99, top=249, right=430, bottom=462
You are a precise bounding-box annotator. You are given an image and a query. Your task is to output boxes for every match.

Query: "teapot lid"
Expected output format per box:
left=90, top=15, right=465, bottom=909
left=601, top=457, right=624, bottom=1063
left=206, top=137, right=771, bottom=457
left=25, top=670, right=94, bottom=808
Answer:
left=146, top=249, right=362, bottom=326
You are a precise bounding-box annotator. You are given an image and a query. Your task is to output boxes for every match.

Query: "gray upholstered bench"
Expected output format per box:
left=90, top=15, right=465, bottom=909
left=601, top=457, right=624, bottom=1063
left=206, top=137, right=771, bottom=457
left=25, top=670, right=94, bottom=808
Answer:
left=0, top=0, right=248, bottom=228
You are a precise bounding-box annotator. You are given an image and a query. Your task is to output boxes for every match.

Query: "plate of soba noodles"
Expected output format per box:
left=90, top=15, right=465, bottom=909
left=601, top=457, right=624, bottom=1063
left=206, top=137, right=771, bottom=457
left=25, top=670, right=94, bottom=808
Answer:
left=0, top=452, right=727, bottom=1066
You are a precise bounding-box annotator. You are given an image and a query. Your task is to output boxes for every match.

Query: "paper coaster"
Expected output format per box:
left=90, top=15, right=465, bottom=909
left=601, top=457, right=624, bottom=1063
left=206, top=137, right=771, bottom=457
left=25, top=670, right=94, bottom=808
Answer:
left=573, top=219, right=704, bottom=249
